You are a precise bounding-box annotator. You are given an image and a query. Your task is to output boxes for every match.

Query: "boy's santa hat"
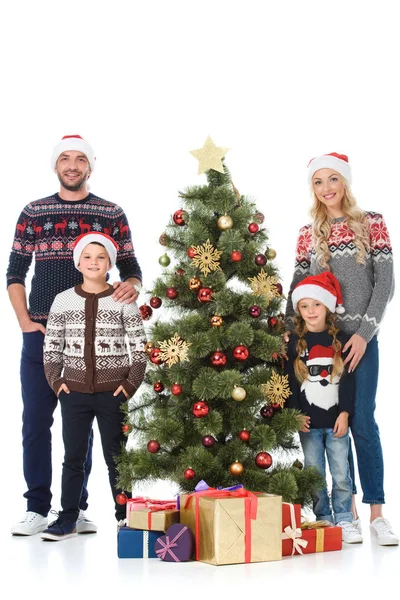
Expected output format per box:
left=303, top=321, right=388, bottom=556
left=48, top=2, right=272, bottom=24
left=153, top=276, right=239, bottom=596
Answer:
left=73, top=232, right=118, bottom=269
left=307, top=152, right=351, bottom=184
left=292, top=271, right=345, bottom=315
left=51, top=135, right=96, bottom=171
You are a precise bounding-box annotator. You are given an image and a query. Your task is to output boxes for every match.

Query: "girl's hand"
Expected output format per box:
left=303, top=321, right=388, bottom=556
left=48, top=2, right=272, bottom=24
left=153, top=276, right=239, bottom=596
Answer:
left=343, top=334, right=367, bottom=372
left=297, top=414, right=311, bottom=433
left=114, top=385, right=129, bottom=399
left=58, top=383, right=70, bottom=396
left=281, top=331, right=291, bottom=360
left=333, top=412, right=349, bottom=438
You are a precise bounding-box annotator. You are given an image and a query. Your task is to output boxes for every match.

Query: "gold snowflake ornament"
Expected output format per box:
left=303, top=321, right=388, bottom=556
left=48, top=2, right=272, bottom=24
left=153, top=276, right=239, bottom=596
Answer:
left=191, top=239, right=222, bottom=277
left=248, top=269, right=280, bottom=303
left=158, top=333, right=192, bottom=367
left=261, top=372, right=292, bottom=408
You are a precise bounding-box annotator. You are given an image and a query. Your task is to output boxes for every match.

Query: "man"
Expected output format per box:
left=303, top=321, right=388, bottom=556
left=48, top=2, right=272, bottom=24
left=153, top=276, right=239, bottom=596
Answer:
left=7, top=135, right=142, bottom=535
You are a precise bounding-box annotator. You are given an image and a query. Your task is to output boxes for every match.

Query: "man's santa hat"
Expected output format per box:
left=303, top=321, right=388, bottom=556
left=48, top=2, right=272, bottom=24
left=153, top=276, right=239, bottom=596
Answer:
left=292, top=271, right=345, bottom=315
left=73, top=232, right=118, bottom=269
left=51, top=135, right=96, bottom=171
left=307, top=152, right=351, bottom=184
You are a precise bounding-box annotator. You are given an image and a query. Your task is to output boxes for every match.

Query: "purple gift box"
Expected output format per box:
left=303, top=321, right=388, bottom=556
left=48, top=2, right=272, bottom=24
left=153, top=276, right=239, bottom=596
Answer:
left=155, top=523, right=194, bottom=562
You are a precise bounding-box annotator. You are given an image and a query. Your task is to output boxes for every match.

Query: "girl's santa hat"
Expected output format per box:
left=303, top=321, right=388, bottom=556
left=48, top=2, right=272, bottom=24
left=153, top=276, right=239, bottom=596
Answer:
left=73, top=232, right=118, bottom=269
left=292, top=271, right=345, bottom=315
left=51, top=135, right=96, bottom=171
left=307, top=152, right=351, bottom=184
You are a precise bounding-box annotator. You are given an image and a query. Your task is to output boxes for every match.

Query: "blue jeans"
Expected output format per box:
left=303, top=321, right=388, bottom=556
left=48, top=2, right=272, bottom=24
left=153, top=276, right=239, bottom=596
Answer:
left=300, top=428, right=353, bottom=523
left=20, top=331, right=93, bottom=517
left=348, top=336, right=384, bottom=504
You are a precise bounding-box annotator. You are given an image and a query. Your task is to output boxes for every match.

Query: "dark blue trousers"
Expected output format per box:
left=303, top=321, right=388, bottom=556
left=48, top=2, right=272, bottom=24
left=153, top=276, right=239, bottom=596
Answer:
left=20, top=331, right=93, bottom=517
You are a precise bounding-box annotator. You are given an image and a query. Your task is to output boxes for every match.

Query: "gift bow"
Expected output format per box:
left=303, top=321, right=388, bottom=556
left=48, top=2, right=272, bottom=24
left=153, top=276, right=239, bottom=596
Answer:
left=155, top=526, right=188, bottom=562
left=282, top=502, right=308, bottom=555
left=300, top=520, right=332, bottom=529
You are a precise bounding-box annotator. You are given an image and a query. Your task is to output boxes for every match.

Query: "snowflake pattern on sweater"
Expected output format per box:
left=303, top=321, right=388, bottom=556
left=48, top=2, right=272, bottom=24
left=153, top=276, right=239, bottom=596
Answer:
left=6, top=193, right=142, bottom=324
left=285, top=212, right=394, bottom=342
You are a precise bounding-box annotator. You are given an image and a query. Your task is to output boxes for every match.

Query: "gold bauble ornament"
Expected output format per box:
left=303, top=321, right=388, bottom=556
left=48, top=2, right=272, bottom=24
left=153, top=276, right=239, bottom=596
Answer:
left=188, top=277, right=202, bottom=291
left=266, top=248, right=277, bottom=260
left=229, top=461, right=244, bottom=476
left=231, top=386, right=247, bottom=402
left=144, top=342, right=155, bottom=355
left=210, top=315, right=223, bottom=327
left=217, top=214, right=233, bottom=230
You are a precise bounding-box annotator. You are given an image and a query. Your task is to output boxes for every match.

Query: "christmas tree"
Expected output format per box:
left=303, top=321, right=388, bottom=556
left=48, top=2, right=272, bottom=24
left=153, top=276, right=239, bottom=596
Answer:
left=117, top=137, right=322, bottom=506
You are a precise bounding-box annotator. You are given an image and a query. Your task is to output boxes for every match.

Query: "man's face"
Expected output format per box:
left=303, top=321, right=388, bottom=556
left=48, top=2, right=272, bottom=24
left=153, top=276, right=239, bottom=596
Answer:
left=55, top=150, right=91, bottom=192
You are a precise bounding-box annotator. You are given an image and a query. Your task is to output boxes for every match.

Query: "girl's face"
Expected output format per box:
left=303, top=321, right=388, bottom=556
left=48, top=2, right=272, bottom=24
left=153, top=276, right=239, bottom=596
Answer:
left=297, top=298, right=328, bottom=332
left=312, top=168, right=345, bottom=217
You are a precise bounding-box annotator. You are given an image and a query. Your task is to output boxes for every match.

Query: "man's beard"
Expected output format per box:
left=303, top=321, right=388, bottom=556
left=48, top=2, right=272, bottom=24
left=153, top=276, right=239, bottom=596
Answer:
left=57, top=170, right=89, bottom=192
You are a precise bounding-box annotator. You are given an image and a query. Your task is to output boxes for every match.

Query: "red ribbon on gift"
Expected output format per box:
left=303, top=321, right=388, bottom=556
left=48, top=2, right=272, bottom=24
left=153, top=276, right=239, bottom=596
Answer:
left=184, top=488, right=258, bottom=563
left=144, top=501, right=177, bottom=529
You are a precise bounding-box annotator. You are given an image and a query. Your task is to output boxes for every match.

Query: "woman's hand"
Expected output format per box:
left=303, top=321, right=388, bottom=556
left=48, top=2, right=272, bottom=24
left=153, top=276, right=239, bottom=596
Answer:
left=343, top=334, right=367, bottom=372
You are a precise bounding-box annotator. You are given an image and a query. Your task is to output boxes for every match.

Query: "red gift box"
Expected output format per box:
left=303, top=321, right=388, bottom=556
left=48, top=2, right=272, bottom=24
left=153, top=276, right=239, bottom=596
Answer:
left=282, top=502, right=307, bottom=556
left=300, top=523, right=342, bottom=553
left=281, top=503, right=342, bottom=555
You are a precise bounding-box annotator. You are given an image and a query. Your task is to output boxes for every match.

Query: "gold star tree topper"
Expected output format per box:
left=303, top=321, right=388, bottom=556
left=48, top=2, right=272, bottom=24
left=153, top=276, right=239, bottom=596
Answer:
left=260, top=372, right=292, bottom=408
left=190, top=136, right=230, bottom=175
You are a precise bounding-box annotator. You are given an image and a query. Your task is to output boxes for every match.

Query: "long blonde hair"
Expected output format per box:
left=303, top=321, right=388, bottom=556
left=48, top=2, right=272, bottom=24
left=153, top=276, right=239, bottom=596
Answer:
left=310, top=176, right=370, bottom=270
left=293, top=312, right=344, bottom=384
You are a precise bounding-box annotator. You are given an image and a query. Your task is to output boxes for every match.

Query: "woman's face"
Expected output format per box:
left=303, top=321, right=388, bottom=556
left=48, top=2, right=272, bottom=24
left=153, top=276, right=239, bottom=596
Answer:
left=312, top=168, right=345, bottom=216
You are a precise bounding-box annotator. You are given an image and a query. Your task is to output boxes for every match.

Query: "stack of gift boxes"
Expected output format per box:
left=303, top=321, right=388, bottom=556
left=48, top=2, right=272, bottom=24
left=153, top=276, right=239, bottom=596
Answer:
left=117, top=483, right=342, bottom=564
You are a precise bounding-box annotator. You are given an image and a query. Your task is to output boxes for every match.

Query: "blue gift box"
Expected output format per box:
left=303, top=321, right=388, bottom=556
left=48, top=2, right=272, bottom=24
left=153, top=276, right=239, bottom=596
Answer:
left=117, top=526, right=161, bottom=558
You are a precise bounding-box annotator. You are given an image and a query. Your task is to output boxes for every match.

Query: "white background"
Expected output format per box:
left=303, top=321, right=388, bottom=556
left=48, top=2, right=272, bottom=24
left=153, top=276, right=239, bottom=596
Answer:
left=1, top=0, right=399, bottom=596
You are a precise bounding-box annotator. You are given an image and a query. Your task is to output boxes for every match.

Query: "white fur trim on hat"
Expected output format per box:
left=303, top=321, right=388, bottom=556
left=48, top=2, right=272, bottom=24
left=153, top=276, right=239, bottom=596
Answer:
left=73, top=232, right=118, bottom=269
left=292, top=284, right=337, bottom=314
left=51, top=135, right=96, bottom=171
left=308, top=153, right=351, bottom=184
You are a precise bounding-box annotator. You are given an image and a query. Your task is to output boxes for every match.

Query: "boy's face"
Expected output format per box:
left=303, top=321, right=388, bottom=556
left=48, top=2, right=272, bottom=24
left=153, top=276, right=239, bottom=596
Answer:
left=78, top=243, right=111, bottom=280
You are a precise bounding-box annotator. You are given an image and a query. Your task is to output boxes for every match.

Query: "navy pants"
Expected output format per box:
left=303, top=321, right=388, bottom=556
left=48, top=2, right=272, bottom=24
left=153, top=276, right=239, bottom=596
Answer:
left=20, top=331, right=93, bottom=517
left=59, top=390, right=130, bottom=523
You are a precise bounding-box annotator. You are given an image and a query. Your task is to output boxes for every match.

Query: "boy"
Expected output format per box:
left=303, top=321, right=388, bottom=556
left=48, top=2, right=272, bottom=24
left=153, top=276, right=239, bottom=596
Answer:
left=41, top=232, right=147, bottom=541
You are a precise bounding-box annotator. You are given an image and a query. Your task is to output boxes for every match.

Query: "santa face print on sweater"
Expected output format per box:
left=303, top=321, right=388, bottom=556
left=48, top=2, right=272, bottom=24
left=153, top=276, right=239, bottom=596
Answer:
left=300, top=344, right=340, bottom=411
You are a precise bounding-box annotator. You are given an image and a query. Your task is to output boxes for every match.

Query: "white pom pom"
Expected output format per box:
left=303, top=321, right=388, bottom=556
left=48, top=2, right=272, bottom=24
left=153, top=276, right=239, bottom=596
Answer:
left=336, top=305, right=345, bottom=314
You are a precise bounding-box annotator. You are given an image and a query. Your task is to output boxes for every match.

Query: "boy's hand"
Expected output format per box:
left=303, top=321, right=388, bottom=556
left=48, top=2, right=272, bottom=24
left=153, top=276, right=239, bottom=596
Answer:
left=57, top=383, right=70, bottom=396
left=297, top=414, right=311, bottom=433
left=114, top=385, right=129, bottom=399
left=333, top=412, right=349, bottom=438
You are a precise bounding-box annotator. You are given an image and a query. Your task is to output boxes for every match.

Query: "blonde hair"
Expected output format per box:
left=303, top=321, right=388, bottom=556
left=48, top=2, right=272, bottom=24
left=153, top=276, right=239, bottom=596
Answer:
left=310, top=176, right=370, bottom=270
left=293, top=311, right=344, bottom=384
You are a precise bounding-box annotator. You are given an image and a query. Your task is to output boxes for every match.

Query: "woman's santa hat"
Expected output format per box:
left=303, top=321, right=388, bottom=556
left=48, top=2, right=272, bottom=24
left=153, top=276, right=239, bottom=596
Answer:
left=51, top=135, right=96, bottom=171
left=292, top=271, right=345, bottom=315
left=307, top=152, right=351, bottom=184
left=73, top=232, right=118, bottom=269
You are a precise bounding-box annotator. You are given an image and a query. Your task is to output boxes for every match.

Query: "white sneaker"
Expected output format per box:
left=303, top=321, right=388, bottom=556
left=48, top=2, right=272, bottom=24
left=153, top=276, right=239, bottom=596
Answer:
left=11, top=511, right=48, bottom=536
left=76, top=510, right=97, bottom=534
left=337, top=521, right=363, bottom=544
left=370, top=517, right=399, bottom=546
left=353, top=517, right=362, bottom=534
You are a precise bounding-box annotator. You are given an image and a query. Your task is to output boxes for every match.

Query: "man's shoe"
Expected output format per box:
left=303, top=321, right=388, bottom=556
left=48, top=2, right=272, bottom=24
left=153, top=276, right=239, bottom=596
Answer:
left=370, top=517, right=399, bottom=546
left=41, top=518, right=77, bottom=541
left=337, top=521, right=363, bottom=544
left=11, top=512, right=48, bottom=536
left=77, top=510, right=97, bottom=534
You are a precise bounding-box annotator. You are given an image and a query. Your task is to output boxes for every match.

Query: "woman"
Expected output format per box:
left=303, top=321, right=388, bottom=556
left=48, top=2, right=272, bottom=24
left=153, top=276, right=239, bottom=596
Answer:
left=284, top=152, right=398, bottom=546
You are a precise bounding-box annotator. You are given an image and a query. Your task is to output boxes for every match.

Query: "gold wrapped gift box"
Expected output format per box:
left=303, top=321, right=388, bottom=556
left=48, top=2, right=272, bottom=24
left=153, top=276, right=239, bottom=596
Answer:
left=128, top=509, right=180, bottom=532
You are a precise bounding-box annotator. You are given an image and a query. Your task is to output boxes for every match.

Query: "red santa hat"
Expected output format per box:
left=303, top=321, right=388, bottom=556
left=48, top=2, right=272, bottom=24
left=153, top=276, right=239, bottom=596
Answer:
left=292, top=271, right=345, bottom=315
left=73, top=232, right=118, bottom=269
left=307, top=152, right=351, bottom=184
left=51, top=135, right=96, bottom=171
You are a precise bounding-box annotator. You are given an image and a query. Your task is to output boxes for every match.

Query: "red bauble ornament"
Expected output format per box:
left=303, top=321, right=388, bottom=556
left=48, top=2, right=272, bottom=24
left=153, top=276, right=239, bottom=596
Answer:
left=149, top=348, right=162, bottom=364
left=254, top=212, right=265, bottom=224
left=122, top=424, right=130, bottom=433
left=210, top=351, right=227, bottom=367
left=166, top=287, right=178, bottom=299
left=271, top=402, right=282, bottom=411
left=187, top=247, right=197, bottom=258
left=197, top=287, right=213, bottom=303
left=139, top=304, right=153, bottom=320
left=191, top=401, right=209, bottom=418
left=202, top=435, right=216, bottom=448
left=268, top=316, right=278, bottom=328
left=171, top=383, right=183, bottom=396
left=230, top=250, right=242, bottom=262
left=176, top=268, right=185, bottom=276
left=232, top=345, right=249, bottom=361
left=184, top=468, right=196, bottom=480
left=249, top=305, right=261, bottom=318
left=274, top=283, right=283, bottom=295
left=238, top=429, right=251, bottom=442
left=248, top=222, right=259, bottom=234
left=150, top=296, right=162, bottom=309
left=153, top=381, right=164, bottom=393
left=260, top=405, right=274, bottom=418
left=255, top=253, right=267, bottom=266
left=147, top=440, right=161, bottom=453
left=255, top=451, right=273, bottom=469
left=116, top=492, right=128, bottom=505
left=173, top=209, right=187, bottom=226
